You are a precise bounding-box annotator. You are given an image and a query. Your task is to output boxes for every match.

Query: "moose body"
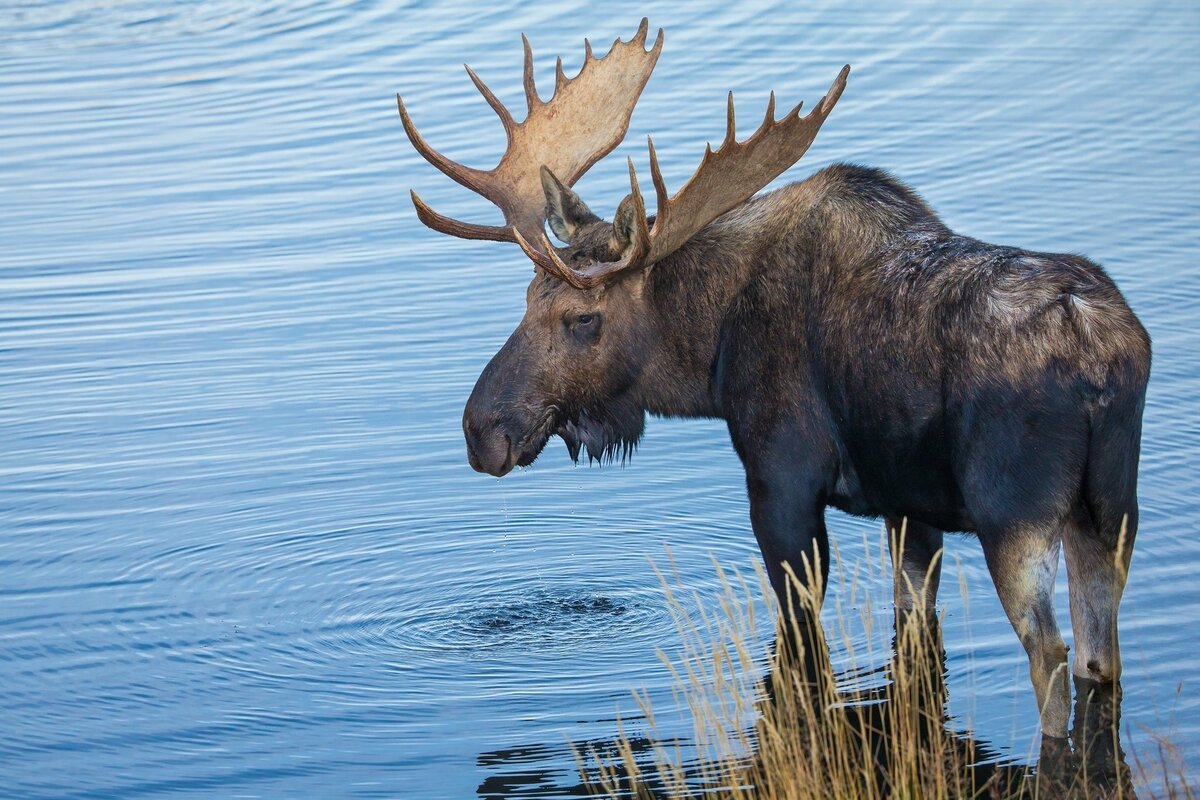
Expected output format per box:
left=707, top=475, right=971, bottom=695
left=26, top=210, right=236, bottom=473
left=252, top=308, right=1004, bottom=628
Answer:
left=399, top=21, right=1150, bottom=738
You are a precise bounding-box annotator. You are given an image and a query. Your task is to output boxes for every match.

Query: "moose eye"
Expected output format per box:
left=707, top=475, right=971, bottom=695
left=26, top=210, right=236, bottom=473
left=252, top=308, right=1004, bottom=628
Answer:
left=566, top=311, right=602, bottom=344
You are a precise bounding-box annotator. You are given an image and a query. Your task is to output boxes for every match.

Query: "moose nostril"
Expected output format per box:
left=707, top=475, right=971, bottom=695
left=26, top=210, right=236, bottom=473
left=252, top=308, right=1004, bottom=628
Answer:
left=464, top=421, right=491, bottom=461
left=462, top=416, right=515, bottom=476
left=465, top=415, right=498, bottom=442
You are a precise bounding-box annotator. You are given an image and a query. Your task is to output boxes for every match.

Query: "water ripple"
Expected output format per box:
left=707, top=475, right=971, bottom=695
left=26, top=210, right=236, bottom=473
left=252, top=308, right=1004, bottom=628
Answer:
left=1, top=1, right=1197, bottom=797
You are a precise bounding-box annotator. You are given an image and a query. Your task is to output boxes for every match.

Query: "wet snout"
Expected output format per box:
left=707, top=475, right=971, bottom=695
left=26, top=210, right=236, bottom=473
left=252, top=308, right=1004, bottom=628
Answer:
left=463, top=414, right=515, bottom=477
left=463, top=328, right=529, bottom=477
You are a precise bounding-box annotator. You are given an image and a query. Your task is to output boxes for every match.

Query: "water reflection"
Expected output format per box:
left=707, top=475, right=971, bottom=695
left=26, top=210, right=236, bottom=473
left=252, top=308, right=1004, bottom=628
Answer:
left=1042, top=679, right=1135, bottom=800
left=477, top=737, right=657, bottom=799
left=477, top=616, right=1133, bottom=799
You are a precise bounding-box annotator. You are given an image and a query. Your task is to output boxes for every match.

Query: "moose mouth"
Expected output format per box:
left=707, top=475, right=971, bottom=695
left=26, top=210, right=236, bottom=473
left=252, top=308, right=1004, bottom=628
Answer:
left=466, top=407, right=560, bottom=477
left=467, top=404, right=645, bottom=477
left=513, top=408, right=561, bottom=469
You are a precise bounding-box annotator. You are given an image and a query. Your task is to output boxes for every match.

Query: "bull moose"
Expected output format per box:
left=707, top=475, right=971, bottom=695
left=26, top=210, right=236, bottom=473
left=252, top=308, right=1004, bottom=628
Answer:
left=396, top=20, right=1150, bottom=738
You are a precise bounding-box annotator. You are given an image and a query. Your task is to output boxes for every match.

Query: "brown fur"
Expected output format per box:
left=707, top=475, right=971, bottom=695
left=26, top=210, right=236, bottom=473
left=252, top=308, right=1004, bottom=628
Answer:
left=461, top=162, right=1150, bottom=738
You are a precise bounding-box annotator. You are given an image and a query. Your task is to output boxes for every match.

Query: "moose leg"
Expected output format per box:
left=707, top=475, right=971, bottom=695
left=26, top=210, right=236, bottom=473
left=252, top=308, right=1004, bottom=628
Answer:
left=747, top=470, right=830, bottom=614
left=979, top=527, right=1071, bottom=738
left=1062, top=510, right=1135, bottom=684
left=884, top=516, right=943, bottom=617
left=745, top=463, right=830, bottom=682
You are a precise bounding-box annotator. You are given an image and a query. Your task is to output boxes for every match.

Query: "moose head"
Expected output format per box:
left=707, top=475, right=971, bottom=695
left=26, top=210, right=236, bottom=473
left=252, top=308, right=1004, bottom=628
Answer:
left=398, top=19, right=847, bottom=476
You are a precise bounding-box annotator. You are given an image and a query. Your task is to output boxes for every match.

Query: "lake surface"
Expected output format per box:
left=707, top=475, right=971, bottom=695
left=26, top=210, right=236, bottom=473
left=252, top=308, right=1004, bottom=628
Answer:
left=2, top=1, right=1197, bottom=797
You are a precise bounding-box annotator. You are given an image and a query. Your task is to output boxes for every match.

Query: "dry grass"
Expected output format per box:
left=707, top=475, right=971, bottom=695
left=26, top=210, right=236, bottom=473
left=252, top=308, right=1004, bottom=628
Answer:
left=573, top=538, right=1194, bottom=800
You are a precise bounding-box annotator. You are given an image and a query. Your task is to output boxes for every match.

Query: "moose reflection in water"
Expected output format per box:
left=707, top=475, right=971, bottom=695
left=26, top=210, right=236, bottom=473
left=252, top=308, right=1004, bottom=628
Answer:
left=399, top=19, right=1150, bottom=744
left=476, top=592, right=1134, bottom=799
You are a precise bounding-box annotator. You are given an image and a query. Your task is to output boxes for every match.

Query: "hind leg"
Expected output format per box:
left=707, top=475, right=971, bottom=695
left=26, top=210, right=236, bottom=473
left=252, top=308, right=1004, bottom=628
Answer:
left=979, top=524, right=1071, bottom=737
left=1063, top=508, right=1135, bottom=683
left=885, top=516, right=943, bottom=617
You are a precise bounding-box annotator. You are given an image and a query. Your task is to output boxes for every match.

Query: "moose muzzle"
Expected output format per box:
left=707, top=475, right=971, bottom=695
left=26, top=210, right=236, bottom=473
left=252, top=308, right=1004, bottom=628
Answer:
left=462, top=330, right=539, bottom=477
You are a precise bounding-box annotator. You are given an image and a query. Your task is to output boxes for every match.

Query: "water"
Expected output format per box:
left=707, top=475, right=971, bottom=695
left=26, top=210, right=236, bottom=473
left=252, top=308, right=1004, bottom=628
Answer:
left=1, top=1, right=1197, bottom=796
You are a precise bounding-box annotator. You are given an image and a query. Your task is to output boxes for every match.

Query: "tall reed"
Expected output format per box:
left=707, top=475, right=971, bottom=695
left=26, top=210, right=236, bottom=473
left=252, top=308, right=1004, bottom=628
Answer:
left=574, top=537, right=1193, bottom=799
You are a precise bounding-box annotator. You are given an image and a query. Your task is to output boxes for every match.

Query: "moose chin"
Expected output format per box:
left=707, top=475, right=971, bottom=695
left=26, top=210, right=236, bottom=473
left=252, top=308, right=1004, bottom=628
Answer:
left=397, top=19, right=1150, bottom=740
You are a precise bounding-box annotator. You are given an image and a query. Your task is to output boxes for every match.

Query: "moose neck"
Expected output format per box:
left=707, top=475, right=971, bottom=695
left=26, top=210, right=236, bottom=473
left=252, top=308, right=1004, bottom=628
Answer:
left=635, top=182, right=824, bottom=421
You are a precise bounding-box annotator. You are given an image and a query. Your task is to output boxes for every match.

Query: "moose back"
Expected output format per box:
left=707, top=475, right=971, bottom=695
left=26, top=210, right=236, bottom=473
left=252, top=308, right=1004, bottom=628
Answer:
left=397, top=20, right=1150, bottom=738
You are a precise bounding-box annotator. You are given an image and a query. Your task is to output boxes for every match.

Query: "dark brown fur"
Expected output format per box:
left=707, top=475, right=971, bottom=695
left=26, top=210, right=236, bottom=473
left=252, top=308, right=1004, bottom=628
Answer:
left=462, top=163, right=1150, bottom=737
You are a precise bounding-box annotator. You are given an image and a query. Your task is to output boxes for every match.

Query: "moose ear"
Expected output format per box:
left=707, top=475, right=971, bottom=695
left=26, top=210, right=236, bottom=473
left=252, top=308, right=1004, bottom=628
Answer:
left=541, top=166, right=599, bottom=243
left=610, top=193, right=641, bottom=256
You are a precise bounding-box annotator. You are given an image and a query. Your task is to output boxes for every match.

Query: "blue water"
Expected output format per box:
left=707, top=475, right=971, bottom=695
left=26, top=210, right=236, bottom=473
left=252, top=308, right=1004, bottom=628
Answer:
left=1, top=1, right=1197, bottom=797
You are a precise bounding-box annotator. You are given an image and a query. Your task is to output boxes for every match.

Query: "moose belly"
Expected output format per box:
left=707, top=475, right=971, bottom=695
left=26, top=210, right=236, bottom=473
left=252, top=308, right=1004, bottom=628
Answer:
left=828, top=432, right=975, bottom=533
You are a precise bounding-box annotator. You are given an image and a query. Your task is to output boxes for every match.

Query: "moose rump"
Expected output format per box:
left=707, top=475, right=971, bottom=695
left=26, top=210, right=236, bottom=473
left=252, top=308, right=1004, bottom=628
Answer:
left=397, top=19, right=1151, bottom=741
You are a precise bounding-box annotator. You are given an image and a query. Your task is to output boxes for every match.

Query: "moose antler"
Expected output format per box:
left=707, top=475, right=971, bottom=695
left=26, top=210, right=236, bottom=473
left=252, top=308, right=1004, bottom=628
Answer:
left=516, top=65, right=851, bottom=290
left=398, top=19, right=663, bottom=247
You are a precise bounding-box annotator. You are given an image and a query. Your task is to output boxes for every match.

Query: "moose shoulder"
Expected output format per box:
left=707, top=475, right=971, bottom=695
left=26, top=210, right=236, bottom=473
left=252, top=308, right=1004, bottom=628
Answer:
left=398, top=20, right=1150, bottom=739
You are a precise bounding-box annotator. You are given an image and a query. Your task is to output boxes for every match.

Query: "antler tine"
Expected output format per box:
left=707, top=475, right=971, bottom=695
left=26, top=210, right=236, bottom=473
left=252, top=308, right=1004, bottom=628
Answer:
left=555, top=57, right=567, bottom=95
left=411, top=190, right=513, bottom=242
left=521, top=34, right=541, bottom=112
left=463, top=64, right=516, bottom=143
left=817, top=63, right=850, bottom=114
left=512, top=226, right=590, bottom=289
left=646, top=137, right=670, bottom=232
left=512, top=226, right=555, bottom=270
left=623, top=156, right=651, bottom=259
left=633, top=17, right=649, bottom=44
left=724, top=92, right=736, bottom=148
left=397, top=94, right=491, bottom=197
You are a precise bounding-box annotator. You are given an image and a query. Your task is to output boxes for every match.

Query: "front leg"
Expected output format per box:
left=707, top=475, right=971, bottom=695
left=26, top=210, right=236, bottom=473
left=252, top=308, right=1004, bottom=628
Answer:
left=718, top=331, right=833, bottom=649
left=745, top=455, right=831, bottom=689
left=745, top=458, right=831, bottom=616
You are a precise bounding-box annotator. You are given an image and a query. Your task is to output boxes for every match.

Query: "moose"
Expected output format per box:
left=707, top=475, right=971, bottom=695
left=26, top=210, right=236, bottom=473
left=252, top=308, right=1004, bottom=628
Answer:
left=397, top=20, right=1150, bottom=738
